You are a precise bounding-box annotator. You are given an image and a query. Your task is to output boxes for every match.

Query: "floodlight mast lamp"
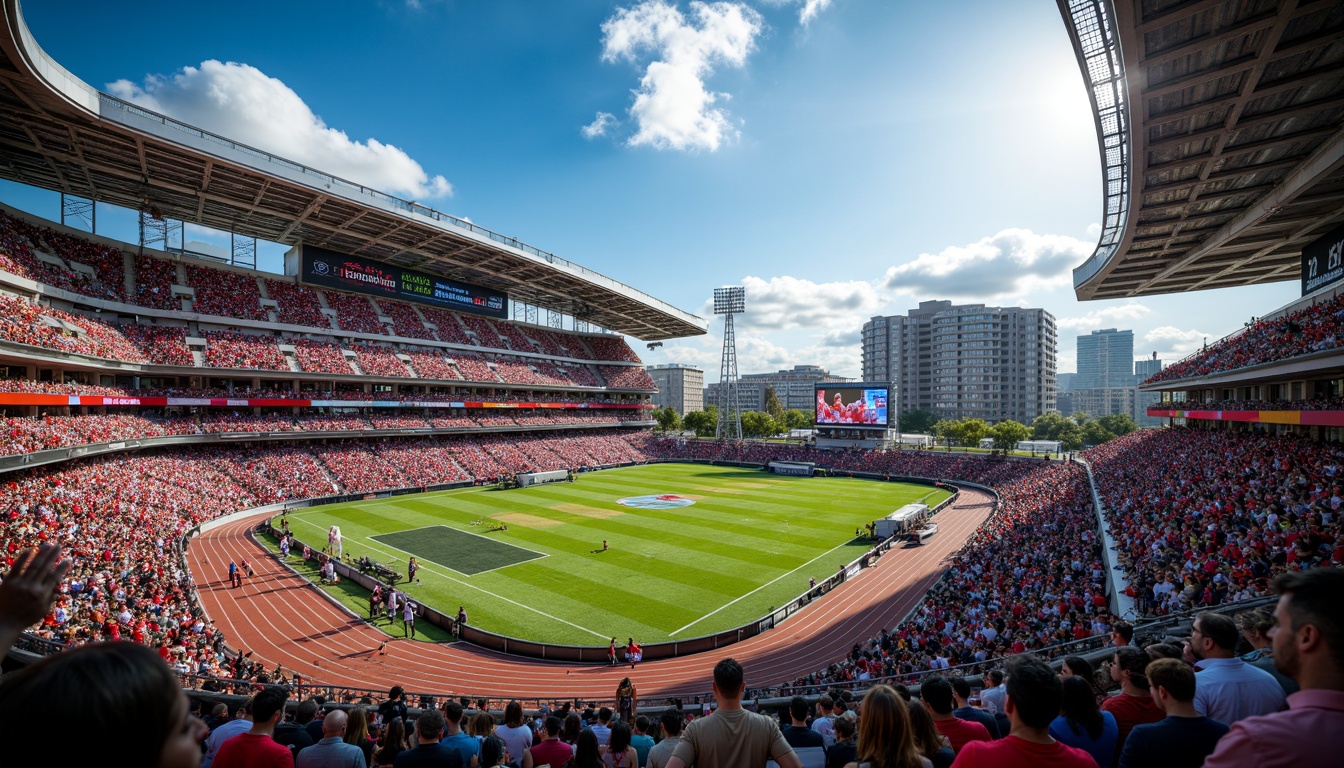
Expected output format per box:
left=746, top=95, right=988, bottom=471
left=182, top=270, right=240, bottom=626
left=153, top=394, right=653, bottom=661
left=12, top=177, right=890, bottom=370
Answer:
left=713, top=287, right=746, bottom=441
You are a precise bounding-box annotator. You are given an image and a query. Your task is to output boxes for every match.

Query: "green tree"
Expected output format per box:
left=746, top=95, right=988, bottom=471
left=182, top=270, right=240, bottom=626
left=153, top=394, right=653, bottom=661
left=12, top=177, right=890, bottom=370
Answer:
left=763, top=387, right=785, bottom=421
left=654, top=406, right=682, bottom=433
left=783, top=409, right=811, bottom=431
left=741, top=411, right=780, bottom=438
left=1032, top=412, right=1084, bottom=450
left=990, top=419, right=1031, bottom=451
left=1097, top=412, right=1138, bottom=438
left=682, top=405, right=720, bottom=437
left=900, top=408, right=938, bottom=434
left=1081, top=419, right=1116, bottom=447
left=959, top=418, right=992, bottom=448
left=931, top=419, right=958, bottom=446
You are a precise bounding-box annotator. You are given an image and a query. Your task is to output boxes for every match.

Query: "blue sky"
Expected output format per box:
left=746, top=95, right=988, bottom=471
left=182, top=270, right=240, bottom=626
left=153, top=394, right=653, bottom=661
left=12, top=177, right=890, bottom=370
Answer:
left=6, top=0, right=1299, bottom=379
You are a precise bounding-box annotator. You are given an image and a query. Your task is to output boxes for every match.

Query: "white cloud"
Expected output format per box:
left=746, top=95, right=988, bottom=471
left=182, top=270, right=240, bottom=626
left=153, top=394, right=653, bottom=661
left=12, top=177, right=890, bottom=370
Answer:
left=1144, top=325, right=1211, bottom=359
left=107, top=60, right=453, bottom=200
left=761, top=0, right=835, bottom=26
left=697, top=275, right=885, bottom=333
left=582, top=112, right=619, bottom=139
left=600, top=1, right=763, bottom=151
left=882, top=228, right=1091, bottom=299
left=1056, top=302, right=1151, bottom=330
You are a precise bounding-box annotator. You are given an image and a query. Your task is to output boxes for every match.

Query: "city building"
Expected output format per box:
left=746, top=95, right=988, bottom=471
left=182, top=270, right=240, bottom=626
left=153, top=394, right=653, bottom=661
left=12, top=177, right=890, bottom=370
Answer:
left=645, top=364, right=703, bottom=415
left=861, top=300, right=1057, bottom=424
left=1076, top=329, right=1135, bottom=389
left=703, top=365, right=850, bottom=415
left=1132, top=353, right=1164, bottom=427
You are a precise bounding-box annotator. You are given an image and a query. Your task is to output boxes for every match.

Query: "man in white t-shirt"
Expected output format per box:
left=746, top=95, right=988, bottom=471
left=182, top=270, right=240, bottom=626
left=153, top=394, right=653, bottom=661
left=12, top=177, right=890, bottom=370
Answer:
left=810, top=696, right=835, bottom=747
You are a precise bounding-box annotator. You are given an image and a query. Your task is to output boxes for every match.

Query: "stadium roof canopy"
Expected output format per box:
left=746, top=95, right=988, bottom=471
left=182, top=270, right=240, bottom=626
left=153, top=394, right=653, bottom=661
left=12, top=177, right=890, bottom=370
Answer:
left=1059, top=0, right=1344, bottom=300
left=0, top=1, right=706, bottom=341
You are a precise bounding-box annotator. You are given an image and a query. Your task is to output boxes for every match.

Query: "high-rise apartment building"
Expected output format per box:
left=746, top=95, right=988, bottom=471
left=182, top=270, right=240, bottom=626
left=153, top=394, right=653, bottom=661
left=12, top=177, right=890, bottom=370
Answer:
left=1076, top=329, right=1135, bottom=389
left=645, top=364, right=704, bottom=415
left=861, top=300, right=1057, bottom=424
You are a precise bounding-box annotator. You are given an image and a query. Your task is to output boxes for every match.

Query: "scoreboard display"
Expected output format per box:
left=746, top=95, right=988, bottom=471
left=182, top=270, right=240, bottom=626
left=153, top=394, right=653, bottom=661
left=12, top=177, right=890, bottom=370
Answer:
left=300, top=245, right=508, bottom=319
left=814, top=384, right=890, bottom=427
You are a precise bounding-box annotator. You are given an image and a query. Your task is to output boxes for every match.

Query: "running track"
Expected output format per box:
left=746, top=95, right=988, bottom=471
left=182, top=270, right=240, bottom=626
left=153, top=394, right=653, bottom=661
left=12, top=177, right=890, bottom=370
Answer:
left=188, top=487, right=996, bottom=701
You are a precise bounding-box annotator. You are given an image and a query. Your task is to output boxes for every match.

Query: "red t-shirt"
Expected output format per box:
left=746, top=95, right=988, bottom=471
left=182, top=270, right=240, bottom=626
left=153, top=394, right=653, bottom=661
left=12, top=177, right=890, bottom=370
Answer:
left=530, top=738, right=575, bottom=768
left=935, top=716, right=992, bottom=754
left=212, top=732, right=294, bottom=768
left=950, top=735, right=1097, bottom=768
left=1101, top=693, right=1164, bottom=760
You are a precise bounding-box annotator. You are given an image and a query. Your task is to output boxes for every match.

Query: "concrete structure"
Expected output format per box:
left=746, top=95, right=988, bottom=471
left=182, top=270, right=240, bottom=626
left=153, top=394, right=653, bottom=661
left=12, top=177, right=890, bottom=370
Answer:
left=1071, top=386, right=1136, bottom=420
left=861, top=300, right=1056, bottom=424
left=645, top=364, right=704, bottom=415
left=1132, top=353, right=1164, bottom=427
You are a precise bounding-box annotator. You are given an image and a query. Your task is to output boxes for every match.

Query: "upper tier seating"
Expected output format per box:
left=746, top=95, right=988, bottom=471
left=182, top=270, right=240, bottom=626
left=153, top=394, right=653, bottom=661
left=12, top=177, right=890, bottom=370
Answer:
left=186, top=265, right=267, bottom=321
left=265, top=280, right=330, bottom=329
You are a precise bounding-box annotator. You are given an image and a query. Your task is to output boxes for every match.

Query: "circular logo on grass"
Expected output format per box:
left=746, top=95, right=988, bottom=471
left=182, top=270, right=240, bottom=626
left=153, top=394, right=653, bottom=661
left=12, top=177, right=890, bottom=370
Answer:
left=617, top=494, right=696, bottom=509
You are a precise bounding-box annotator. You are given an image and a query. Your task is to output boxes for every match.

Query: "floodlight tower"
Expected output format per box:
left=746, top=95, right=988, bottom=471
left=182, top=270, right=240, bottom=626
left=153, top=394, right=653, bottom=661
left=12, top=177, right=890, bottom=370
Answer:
left=713, top=286, right=746, bottom=440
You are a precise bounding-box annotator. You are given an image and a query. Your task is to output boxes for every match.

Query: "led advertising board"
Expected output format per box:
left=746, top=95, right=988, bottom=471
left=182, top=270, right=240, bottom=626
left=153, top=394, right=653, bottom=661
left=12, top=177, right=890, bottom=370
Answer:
left=300, top=245, right=507, bottom=319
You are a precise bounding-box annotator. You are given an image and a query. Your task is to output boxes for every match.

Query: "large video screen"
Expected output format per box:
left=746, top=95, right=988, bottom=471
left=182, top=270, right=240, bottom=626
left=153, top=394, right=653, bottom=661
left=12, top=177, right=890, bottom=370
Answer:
left=815, top=385, right=889, bottom=427
left=300, top=245, right=508, bottom=319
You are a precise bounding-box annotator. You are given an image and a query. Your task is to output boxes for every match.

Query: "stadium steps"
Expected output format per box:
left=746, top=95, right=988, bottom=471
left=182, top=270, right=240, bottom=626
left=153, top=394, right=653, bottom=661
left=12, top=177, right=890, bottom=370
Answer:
left=121, top=251, right=136, bottom=297
left=189, top=347, right=207, bottom=368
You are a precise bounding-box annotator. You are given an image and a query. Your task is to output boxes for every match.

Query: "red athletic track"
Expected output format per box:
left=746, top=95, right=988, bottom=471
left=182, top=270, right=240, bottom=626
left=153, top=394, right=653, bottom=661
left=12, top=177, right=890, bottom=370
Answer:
left=188, top=487, right=996, bottom=701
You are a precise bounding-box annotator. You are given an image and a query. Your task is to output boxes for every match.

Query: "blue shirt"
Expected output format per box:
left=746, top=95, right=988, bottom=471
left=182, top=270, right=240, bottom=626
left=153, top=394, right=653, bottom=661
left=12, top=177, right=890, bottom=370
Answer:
left=1048, top=710, right=1118, bottom=768
left=1193, top=656, right=1287, bottom=724
left=441, top=732, right=480, bottom=767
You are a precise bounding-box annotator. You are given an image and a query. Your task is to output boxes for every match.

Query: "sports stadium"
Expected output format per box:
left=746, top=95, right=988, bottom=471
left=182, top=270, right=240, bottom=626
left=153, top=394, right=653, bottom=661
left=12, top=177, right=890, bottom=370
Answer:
left=0, top=0, right=1340, bottom=765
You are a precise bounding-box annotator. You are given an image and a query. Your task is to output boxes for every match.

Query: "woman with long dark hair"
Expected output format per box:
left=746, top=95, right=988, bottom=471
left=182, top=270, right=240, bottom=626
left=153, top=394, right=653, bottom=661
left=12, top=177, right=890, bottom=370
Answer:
left=1060, top=654, right=1109, bottom=706
left=904, top=702, right=953, bottom=768
left=1049, top=675, right=1118, bottom=768
left=566, top=729, right=604, bottom=768
left=842, top=685, right=930, bottom=768
left=562, top=712, right=584, bottom=747
left=498, top=700, right=534, bottom=767
left=601, top=720, right=638, bottom=768
left=373, top=716, right=409, bottom=767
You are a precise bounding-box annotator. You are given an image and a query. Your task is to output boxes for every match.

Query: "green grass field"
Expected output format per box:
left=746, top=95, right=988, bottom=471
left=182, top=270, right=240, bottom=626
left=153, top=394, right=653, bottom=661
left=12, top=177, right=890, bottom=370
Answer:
left=271, top=464, right=949, bottom=646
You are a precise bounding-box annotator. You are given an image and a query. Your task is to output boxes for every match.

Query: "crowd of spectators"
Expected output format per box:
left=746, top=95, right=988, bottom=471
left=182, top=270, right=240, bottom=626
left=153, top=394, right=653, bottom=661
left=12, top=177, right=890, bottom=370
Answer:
left=355, top=344, right=412, bottom=377
left=586, top=336, right=640, bottom=363
left=405, top=348, right=462, bottom=381
left=9, top=215, right=129, bottom=302
left=418, top=306, right=475, bottom=345
left=1146, top=292, right=1344, bottom=384
left=326, top=291, right=386, bottom=335
left=376, top=300, right=436, bottom=340
left=134, top=254, right=181, bottom=310
left=598, top=366, right=658, bottom=390
left=290, top=338, right=353, bottom=375
left=492, top=318, right=536, bottom=352
left=460, top=313, right=505, bottom=349
left=451, top=353, right=502, bottom=383
left=186, top=265, right=268, bottom=321
left=204, top=331, right=290, bottom=371
left=1155, top=395, right=1344, bottom=412
left=265, top=280, right=330, bottom=329
left=1085, top=428, right=1343, bottom=617
left=120, top=324, right=194, bottom=366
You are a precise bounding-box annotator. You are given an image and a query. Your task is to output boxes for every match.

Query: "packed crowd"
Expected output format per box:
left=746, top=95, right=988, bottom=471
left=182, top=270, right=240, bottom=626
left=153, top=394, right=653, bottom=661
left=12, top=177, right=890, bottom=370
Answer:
left=291, top=338, right=355, bottom=375
left=204, top=331, right=290, bottom=371
left=1146, top=291, right=1344, bottom=384
left=459, top=313, right=505, bottom=349
left=325, top=291, right=387, bottom=336
left=1154, top=395, right=1344, bottom=412
left=356, top=345, right=413, bottom=377
left=134, top=254, right=181, bottom=310
left=187, top=265, right=269, bottom=321
left=1085, top=428, right=1344, bottom=617
left=0, top=211, right=125, bottom=301
left=265, top=280, right=331, bottom=329
left=0, top=409, right=653, bottom=458
left=598, top=366, right=658, bottom=390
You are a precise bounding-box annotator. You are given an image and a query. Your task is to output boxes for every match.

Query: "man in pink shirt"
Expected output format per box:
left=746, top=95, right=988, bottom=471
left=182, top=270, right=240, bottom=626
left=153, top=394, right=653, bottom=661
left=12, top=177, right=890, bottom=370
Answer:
left=1204, top=568, right=1344, bottom=767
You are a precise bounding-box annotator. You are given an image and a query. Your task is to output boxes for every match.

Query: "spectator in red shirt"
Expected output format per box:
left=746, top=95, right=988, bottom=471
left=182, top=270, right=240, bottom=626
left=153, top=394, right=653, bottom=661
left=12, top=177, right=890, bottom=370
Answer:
left=919, top=675, right=991, bottom=754
left=1100, top=647, right=1164, bottom=767
left=950, top=655, right=1097, bottom=768
left=214, top=685, right=294, bottom=768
